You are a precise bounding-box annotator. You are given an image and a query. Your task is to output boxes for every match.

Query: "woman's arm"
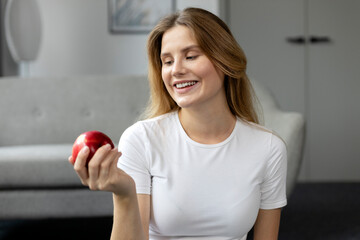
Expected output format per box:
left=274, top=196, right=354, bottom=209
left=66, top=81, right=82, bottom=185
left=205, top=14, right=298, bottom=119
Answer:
left=138, top=194, right=151, bottom=239
left=253, top=208, right=282, bottom=240
left=111, top=192, right=150, bottom=240
left=69, top=145, right=150, bottom=239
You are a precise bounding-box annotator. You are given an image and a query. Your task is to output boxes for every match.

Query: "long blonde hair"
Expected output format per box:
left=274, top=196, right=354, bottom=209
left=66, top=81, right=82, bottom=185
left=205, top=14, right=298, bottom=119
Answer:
left=144, top=7, right=259, bottom=124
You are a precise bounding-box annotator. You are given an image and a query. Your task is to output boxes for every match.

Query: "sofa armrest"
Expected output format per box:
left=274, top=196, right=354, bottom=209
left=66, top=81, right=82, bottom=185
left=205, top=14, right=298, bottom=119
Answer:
left=0, top=144, right=82, bottom=188
left=264, top=110, right=306, bottom=197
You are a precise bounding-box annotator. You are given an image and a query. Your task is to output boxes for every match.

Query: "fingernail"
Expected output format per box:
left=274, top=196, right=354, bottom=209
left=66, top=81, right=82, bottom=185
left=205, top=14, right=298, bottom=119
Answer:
left=81, top=146, right=89, bottom=153
left=104, top=144, right=111, bottom=150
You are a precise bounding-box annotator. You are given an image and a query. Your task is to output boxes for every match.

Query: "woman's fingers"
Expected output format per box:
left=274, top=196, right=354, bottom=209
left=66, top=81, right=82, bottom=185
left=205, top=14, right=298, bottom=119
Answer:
left=73, top=146, right=90, bottom=184
left=68, top=156, right=75, bottom=165
left=87, top=144, right=111, bottom=189
left=99, top=150, right=122, bottom=181
left=110, top=151, right=122, bottom=170
left=71, top=144, right=124, bottom=192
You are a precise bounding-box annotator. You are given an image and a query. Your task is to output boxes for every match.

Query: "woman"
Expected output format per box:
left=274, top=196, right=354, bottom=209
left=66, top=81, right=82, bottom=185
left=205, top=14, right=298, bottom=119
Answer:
left=69, top=7, right=287, bottom=240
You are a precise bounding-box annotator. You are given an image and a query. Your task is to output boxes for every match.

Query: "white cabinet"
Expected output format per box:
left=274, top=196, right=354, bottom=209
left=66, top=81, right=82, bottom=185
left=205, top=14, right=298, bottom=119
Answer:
left=229, top=0, right=360, bottom=181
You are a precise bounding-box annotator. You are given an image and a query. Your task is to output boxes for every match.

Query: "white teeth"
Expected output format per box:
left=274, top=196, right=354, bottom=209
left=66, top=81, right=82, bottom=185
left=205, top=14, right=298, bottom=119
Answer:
left=175, top=81, right=197, bottom=89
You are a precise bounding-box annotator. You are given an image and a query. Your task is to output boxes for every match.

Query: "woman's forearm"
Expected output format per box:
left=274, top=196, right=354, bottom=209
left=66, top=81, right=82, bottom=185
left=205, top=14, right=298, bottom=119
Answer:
left=110, top=191, right=147, bottom=240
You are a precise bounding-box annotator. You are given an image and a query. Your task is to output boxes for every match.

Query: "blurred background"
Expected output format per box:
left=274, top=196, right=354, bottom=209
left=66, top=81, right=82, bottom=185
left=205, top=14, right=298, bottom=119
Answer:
left=0, top=0, right=359, bottom=239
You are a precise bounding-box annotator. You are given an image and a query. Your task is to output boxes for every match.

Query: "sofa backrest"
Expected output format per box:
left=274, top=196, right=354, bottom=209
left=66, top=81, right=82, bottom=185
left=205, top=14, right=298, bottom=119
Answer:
left=0, top=75, right=149, bottom=146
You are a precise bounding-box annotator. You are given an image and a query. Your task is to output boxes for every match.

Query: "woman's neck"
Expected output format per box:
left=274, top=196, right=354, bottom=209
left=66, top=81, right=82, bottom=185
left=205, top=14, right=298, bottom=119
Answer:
left=178, top=106, right=236, bottom=144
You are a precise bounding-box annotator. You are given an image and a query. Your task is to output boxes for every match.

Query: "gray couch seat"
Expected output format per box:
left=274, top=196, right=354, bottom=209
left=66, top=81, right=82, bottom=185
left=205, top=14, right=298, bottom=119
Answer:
left=0, top=144, right=79, bottom=189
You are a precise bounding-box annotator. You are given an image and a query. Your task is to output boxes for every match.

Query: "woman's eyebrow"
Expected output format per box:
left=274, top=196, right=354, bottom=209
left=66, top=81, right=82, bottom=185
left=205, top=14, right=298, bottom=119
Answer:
left=160, top=45, right=201, bottom=58
left=181, top=45, right=201, bottom=53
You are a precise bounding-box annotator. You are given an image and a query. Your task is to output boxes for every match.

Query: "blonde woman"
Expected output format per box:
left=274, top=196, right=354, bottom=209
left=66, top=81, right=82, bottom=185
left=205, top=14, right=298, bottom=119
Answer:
left=69, top=8, right=287, bottom=240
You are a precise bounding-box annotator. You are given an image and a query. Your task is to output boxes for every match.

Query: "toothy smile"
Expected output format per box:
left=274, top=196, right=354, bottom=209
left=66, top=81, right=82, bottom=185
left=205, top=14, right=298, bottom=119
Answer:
left=175, top=81, right=198, bottom=89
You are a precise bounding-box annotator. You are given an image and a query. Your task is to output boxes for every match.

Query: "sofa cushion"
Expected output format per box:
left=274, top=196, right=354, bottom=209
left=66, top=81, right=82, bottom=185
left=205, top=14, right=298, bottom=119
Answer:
left=0, top=144, right=83, bottom=188
left=0, top=189, right=113, bottom=219
left=0, top=76, right=149, bottom=146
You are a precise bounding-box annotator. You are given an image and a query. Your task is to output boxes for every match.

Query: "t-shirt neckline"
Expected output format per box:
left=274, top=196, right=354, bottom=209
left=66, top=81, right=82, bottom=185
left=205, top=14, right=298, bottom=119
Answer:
left=174, top=111, right=238, bottom=148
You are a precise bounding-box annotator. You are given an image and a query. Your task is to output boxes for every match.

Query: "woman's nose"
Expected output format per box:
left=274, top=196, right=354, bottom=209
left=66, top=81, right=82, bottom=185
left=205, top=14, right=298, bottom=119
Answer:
left=172, top=59, right=186, bottom=77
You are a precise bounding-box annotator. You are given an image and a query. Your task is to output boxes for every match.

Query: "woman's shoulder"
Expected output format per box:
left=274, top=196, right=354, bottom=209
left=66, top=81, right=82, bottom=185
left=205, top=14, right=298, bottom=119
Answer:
left=237, top=118, right=286, bottom=149
left=136, top=111, right=178, bottom=130
left=121, top=111, right=177, bottom=140
left=237, top=119, right=287, bottom=167
left=238, top=118, right=272, bottom=135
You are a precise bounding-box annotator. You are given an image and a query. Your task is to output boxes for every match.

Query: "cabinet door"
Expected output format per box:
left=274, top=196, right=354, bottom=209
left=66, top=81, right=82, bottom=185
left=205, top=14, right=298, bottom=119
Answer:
left=228, top=0, right=309, bottom=180
left=228, top=0, right=306, bottom=115
left=308, top=0, right=360, bottom=181
left=229, top=0, right=360, bottom=181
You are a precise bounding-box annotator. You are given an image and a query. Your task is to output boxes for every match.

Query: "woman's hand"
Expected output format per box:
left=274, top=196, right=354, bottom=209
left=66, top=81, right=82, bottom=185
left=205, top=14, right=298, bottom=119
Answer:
left=68, top=144, right=136, bottom=197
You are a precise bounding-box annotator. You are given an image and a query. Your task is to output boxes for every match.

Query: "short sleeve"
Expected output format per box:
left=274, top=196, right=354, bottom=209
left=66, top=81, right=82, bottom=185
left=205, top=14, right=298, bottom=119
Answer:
left=117, top=123, right=151, bottom=195
left=260, top=134, right=288, bottom=209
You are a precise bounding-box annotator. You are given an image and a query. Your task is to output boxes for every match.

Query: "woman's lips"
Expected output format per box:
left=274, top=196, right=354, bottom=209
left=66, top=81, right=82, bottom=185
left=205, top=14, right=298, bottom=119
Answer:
left=174, top=81, right=198, bottom=89
left=173, top=81, right=199, bottom=93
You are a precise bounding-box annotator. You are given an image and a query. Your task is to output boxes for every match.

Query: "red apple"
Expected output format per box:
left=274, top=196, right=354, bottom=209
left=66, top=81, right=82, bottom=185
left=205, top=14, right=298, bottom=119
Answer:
left=72, top=130, right=114, bottom=164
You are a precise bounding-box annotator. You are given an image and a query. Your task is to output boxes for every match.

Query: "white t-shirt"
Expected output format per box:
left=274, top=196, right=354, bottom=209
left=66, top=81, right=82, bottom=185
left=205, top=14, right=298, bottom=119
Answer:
left=118, top=111, right=287, bottom=240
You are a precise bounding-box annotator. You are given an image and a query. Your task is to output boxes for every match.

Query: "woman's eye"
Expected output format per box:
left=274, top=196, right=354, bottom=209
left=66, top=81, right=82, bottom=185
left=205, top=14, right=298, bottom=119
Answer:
left=163, top=60, right=173, bottom=65
left=186, top=56, right=198, bottom=60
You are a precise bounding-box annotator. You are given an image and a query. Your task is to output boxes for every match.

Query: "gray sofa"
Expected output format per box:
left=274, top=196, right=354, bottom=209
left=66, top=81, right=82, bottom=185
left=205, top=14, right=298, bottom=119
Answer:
left=0, top=75, right=149, bottom=219
left=0, top=75, right=305, bottom=219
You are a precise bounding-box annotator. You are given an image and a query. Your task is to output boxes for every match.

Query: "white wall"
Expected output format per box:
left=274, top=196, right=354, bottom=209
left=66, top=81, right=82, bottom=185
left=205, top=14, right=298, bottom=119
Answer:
left=177, top=0, right=221, bottom=14
left=30, top=0, right=221, bottom=77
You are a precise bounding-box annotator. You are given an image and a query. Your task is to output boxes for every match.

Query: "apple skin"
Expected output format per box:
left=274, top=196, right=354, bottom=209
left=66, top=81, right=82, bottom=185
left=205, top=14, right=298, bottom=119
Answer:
left=72, top=131, right=114, bottom=164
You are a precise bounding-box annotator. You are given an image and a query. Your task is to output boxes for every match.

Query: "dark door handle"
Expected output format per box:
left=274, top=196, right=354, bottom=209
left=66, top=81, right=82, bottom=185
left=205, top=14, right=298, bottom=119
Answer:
left=286, top=36, right=306, bottom=44
left=287, top=36, right=332, bottom=44
left=309, top=36, right=331, bottom=43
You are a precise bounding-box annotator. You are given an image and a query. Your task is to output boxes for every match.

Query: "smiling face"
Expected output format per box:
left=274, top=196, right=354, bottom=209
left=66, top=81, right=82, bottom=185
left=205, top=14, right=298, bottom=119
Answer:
left=160, top=25, right=226, bottom=110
